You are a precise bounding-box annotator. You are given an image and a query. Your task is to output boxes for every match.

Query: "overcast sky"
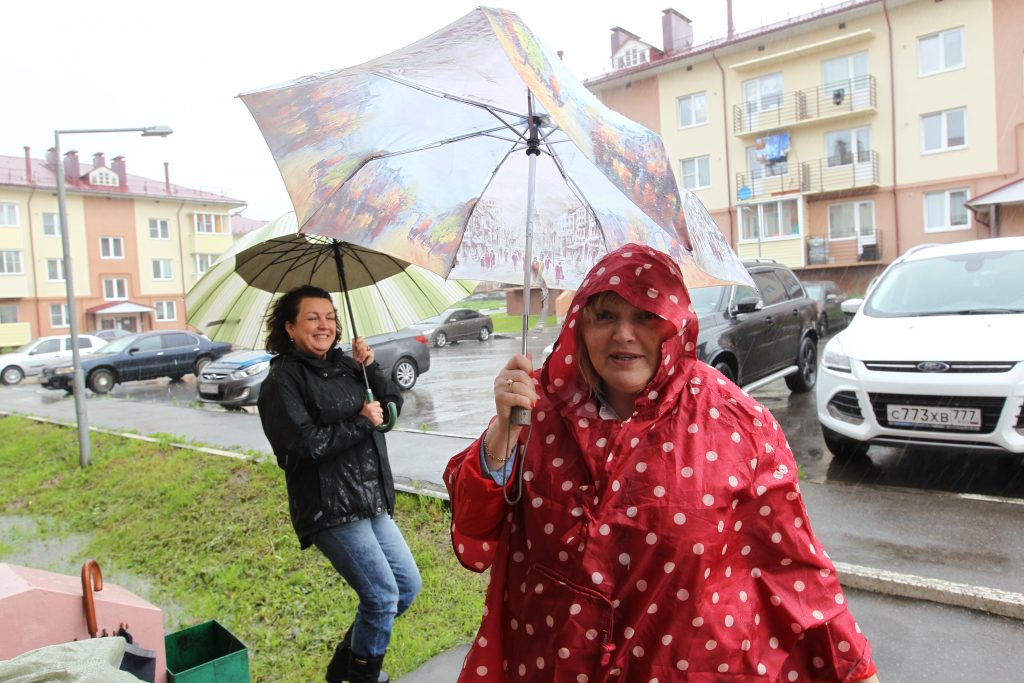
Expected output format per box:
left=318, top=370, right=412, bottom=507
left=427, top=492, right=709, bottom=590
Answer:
left=7, top=0, right=832, bottom=221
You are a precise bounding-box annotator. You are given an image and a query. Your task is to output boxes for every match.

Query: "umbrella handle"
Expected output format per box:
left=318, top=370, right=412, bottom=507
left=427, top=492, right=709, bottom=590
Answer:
left=366, top=388, right=398, bottom=433
left=81, top=559, right=103, bottom=638
left=510, top=407, right=531, bottom=426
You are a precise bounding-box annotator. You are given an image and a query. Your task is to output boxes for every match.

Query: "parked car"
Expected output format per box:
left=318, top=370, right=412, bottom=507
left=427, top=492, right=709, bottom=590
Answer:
left=0, top=334, right=107, bottom=385
left=196, top=328, right=431, bottom=409
left=41, top=330, right=232, bottom=394
left=88, top=328, right=132, bottom=341
left=802, top=280, right=849, bottom=336
left=410, top=308, right=493, bottom=347
left=691, top=259, right=819, bottom=393
left=817, top=236, right=1024, bottom=459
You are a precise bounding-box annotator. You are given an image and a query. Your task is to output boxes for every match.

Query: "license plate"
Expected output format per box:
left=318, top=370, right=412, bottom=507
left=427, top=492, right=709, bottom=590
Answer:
left=199, top=383, right=219, bottom=395
left=887, top=404, right=981, bottom=430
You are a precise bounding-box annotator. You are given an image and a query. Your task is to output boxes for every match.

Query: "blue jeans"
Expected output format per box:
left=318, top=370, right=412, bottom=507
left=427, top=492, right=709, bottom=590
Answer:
left=313, top=513, right=421, bottom=657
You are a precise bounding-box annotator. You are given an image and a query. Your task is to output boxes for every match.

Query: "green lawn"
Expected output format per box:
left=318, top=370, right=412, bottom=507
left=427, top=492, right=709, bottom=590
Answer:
left=0, top=417, right=487, bottom=681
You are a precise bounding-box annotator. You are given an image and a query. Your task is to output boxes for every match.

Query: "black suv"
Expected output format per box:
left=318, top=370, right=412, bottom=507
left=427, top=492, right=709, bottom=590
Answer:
left=692, top=259, right=819, bottom=393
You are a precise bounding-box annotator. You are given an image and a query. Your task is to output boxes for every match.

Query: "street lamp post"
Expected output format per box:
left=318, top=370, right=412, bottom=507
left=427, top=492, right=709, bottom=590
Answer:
left=54, top=126, right=173, bottom=467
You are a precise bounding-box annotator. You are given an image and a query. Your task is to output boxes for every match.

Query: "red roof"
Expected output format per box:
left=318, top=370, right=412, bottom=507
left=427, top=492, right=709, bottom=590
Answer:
left=0, top=153, right=244, bottom=206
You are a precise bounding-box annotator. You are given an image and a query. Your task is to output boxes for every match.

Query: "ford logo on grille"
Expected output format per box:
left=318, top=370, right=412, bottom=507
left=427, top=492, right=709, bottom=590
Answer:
left=917, top=361, right=950, bottom=372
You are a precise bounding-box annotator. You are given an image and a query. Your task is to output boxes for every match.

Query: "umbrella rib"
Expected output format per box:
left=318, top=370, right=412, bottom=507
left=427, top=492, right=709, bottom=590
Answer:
left=542, top=143, right=609, bottom=253
left=374, top=71, right=527, bottom=120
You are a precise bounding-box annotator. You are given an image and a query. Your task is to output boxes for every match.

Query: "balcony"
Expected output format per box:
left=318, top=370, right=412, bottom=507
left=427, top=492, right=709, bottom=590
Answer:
left=733, top=75, right=877, bottom=136
left=802, top=150, right=880, bottom=197
left=735, top=165, right=804, bottom=203
left=806, top=230, right=884, bottom=267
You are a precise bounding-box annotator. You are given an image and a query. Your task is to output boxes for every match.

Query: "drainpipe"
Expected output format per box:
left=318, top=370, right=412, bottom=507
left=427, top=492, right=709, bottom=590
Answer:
left=176, top=200, right=188, bottom=308
left=883, top=0, right=900, bottom=258
left=712, top=51, right=736, bottom=247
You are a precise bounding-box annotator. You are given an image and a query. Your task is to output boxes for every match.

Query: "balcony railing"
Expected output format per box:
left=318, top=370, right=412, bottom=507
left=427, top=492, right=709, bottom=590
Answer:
left=801, top=150, right=879, bottom=196
left=733, top=75, right=877, bottom=135
left=806, top=230, right=883, bottom=266
left=735, top=165, right=805, bottom=202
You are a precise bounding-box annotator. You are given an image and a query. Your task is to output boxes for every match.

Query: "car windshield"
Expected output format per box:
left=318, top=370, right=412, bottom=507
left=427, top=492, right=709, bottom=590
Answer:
left=418, top=315, right=444, bottom=324
left=804, top=284, right=824, bottom=299
left=93, top=334, right=142, bottom=354
left=689, top=286, right=727, bottom=315
left=865, top=249, right=1024, bottom=317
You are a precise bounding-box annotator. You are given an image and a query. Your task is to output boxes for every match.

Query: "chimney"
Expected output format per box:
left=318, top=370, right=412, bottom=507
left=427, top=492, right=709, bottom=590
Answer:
left=112, top=155, right=128, bottom=189
left=164, top=162, right=171, bottom=193
left=24, top=147, right=33, bottom=184
left=92, top=152, right=106, bottom=169
left=46, top=147, right=57, bottom=167
left=662, top=9, right=693, bottom=54
left=610, top=27, right=636, bottom=56
left=727, top=0, right=735, bottom=39
left=63, top=150, right=80, bottom=181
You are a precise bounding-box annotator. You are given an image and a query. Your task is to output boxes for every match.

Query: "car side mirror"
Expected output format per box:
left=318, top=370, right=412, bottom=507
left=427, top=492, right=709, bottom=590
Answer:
left=841, top=299, right=863, bottom=315
left=732, top=297, right=762, bottom=314
left=128, top=347, right=140, bottom=355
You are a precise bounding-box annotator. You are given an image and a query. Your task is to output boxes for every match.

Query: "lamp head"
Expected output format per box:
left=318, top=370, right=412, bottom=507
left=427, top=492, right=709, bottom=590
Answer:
left=141, top=126, right=173, bottom=137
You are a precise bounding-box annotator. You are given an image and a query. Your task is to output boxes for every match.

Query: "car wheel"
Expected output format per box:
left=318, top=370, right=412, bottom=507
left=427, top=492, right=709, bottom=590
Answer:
left=1, top=365, right=24, bottom=385
left=88, top=369, right=115, bottom=394
left=478, top=326, right=491, bottom=342
left=393, top=358, right=418, bottom=390
left=713, top=360, right=736, bottom=384
left=194, top=356, right=212, bottom=376
left=818, top=313, right=829, bottom=337
left=168, top=374, right=184, bottom=383
left=821, top=426, right=869, bottom=460
left=435, top=332, right=448, bottom=348
left=785, top=336, right=818, bottom=393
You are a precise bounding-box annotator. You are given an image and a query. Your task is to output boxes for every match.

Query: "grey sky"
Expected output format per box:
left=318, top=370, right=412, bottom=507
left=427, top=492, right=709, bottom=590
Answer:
left=6, top=0, right=831, bottom=221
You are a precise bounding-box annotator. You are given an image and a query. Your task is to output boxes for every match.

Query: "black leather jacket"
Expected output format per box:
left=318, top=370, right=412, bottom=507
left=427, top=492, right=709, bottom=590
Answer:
left=258, top=347, right=403, bottom=548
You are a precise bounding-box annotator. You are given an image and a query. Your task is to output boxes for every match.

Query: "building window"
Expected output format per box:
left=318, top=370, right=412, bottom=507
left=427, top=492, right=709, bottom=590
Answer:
left=43, top=212, right=62, bottom=236
left=149, top=218, right=169, bottom=239
left=825, top=126, right=872, bottom=167
left=828, top=201, right=875, bottom=240
left=194, top=253, right=217, bottom=275
left=677, top=92, right=708, bottom=128
left=100, top=236, right=125, bottom=259
left=195, top=214, right=218, bottom=233
left=743, top=72, right=783, bottom=113
left=0, top=250, right=23, bottom=274
left=46, top=258, right=65, bottom=281
left=680, top=155, right=711, bottom=190
left=922, top=108, right=966, bottom=152
left=0, top=202, right=18, bottom=227
left=152, top=259, right=174, bottom=281
left=746, top=143, right=789, bottom=179
left=918, top=27, right=964, bottom=76
left=924, top=189, right=970, bottom=232
left=616, top=46, right=648, bottom=69
left=739, top=199, right=799, bottom=242
left=50, top=303, right=69, bottom=328
left=155, top=300, right=177, bottom=321
left=90, top=169, right=118, bottom=186
left=0, top=304, right=18, bottom=323
left=103, top=277, right=128, bottom=300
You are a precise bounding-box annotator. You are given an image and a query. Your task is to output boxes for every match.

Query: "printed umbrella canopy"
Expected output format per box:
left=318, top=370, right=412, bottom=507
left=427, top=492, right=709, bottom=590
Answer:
left=238, top=6, right=753, bottom=298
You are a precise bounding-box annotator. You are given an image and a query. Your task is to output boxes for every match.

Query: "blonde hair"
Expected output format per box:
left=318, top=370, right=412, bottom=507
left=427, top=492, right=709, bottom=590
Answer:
left=574, top=291, right=622, bottom=394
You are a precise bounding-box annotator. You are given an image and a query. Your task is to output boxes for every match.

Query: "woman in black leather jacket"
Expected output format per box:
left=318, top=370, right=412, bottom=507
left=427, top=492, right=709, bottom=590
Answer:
left=258, top=285, right=420, bottom=683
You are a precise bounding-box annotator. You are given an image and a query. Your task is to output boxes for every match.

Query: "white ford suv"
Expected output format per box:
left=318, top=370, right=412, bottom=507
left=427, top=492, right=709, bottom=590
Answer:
left=816, top=237, right=1024, bottom=459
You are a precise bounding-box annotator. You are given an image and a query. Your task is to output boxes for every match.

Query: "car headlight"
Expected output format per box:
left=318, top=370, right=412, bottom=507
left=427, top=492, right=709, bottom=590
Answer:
left=422, top=328, right=436, bottom=335
left=53, top=366, right=75, bottom=375
left=230, top=361, right=269, bottom=379
left=821, top=339, right=852, bottom=373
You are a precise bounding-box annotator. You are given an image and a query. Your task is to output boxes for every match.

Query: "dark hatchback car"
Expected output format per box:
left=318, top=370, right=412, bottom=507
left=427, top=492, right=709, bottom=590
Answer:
left=197, top=328, right=431, bottom=409
left=801, top=280, right=849, bottom=337
left=692, top=259, right=819, bottom=393
left=409, top=308, right=493, bottom=347
left=42, top=331, right=232, bottom=394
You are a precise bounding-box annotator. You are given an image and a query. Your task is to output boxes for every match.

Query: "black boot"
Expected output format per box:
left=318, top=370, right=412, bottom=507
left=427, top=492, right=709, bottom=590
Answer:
left=325, top=629, right=352, bottom=683
left=349, top=652, right=389, bottom=683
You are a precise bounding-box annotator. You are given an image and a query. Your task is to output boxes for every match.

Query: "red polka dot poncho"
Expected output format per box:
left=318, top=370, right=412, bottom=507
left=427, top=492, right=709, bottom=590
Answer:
left=445, top=244, right=875, bottom=682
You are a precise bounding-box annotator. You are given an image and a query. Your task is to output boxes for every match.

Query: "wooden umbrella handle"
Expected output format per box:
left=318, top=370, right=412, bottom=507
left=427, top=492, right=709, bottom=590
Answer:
left=80, top=559, right=103, bottom=638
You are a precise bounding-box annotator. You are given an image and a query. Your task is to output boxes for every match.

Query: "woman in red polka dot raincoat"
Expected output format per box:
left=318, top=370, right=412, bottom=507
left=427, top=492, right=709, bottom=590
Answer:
left=445, top=244, right=880, bottom=683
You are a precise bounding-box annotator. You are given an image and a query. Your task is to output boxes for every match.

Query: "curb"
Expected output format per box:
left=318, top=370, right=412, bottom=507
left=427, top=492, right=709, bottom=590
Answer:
left=6, top=411, right=1023, bottom=623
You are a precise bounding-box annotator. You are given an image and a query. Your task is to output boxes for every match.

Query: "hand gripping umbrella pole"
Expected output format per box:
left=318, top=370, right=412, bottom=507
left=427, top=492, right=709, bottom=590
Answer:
left=331, top=241, right=398, bottom=433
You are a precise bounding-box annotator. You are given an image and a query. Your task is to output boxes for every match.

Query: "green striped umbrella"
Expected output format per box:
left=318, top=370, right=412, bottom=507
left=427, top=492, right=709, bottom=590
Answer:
left=186, top=212, right=476, bottom=350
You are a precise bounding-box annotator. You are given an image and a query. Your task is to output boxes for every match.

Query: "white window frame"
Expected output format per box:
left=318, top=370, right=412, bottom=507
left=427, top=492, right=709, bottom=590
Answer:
left=827, top=200, right=875, bottom=240
left=100, top=236, right=125, bottom=259
left=194, top=253, right=217, bottom=275
left=738, top=198, right=800, bottom=242
left=90, top=169, right=118, bottom=186
left=155, top=300, right=177, bottom=321
left=46, top=258, right=66, bottom=281
left=743, top=72, right=784, bottom=113
left=43, top=212, right=62, bottom=236
left=0, top=202, right=18, bottom=227
left=921, top=108, right=967, bottom=153
left=50, top=303, right=69, bottom=328
left=152, top=259, right=174, bottom=281
left=680, top=155, right=711, bottom=190
left=149, top=218, right=170, bottom=240
left=677, top=91, right=708, bottom=129
left=103, top=277, right=128, bottom=300
left=825, top=126, right=872, bottom=167
left=924, top=188, right=970, bottom=233
left=0, top=304, right=18, bottom=324
left=195, top=213, right=218, bottom=234
left=0, top=250, right=23, bottom=274
left=918, top=27, right=965, bottom=76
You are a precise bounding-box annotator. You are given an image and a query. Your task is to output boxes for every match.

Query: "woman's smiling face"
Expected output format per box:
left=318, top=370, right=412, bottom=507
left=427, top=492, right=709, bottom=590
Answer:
left=285, top=296, right=338, bottom=359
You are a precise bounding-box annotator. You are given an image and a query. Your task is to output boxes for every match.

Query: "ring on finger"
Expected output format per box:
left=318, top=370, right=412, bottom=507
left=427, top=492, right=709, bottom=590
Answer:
left=505, top=378, right=514, bottom=392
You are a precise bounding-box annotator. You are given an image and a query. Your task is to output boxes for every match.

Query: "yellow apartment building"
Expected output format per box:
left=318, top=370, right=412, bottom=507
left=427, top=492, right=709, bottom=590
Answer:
left=0, top=148, right=245, bottom=346
left=588, top=0, right=1024, bottom=293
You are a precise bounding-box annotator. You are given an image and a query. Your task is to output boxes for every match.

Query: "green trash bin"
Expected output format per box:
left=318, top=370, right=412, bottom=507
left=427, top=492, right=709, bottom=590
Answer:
left=165, top=620, right=250, bottom=683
